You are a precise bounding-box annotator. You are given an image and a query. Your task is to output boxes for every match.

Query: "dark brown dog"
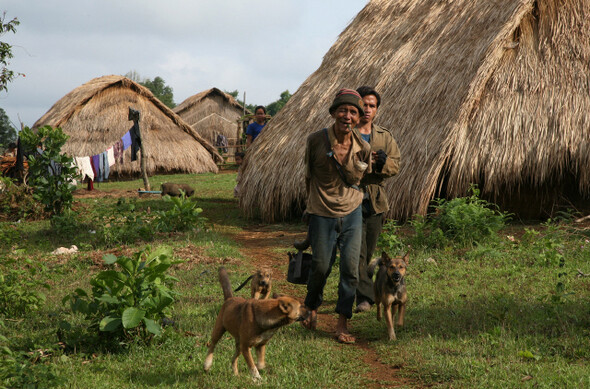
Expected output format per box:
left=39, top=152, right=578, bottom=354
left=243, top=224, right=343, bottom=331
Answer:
left=368, top=252, right=408, bottom=341
left=160, top=182, right=195, bottom=197
left=203, top=267, right=307, bottom=380
left=234, top=269, right=272, bottom=299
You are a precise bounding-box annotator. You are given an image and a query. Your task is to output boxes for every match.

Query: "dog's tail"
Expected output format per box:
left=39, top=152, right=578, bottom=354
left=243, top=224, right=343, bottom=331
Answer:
left=234, top=275, right=254, bottom=292
left=218, top=267, right=233, bottom=300
left=367, top=256, right=382, bottom=277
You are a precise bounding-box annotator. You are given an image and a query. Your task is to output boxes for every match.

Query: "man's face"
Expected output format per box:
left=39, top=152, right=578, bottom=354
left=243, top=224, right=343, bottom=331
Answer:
left=331, top=104, right=360, bottom=134
left=255, top=108, right=266, bottom=123
left=359, top=95, right=378, bottom=126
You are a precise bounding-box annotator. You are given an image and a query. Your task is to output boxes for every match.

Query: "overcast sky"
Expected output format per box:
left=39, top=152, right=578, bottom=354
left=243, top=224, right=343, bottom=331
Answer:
left=1, top=0, right=367, bottom=128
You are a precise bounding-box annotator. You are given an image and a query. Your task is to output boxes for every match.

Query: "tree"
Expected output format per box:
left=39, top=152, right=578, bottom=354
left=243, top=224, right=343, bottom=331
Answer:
left=140, top=76, right=176, bottom=109
left=0, top=107, right=16, bottom=149
left=266, top=90, right=291, bottom=116
left=0, top=12, right=21, bottom=93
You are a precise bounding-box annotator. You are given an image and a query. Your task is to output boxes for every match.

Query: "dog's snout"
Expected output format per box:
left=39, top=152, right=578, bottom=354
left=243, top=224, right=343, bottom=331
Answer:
left=297, top=307, right=311, bottom=322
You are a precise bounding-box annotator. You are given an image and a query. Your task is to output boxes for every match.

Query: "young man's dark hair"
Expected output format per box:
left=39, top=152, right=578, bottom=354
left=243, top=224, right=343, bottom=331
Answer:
left=356, top=86, right=381, bottom=108
left=254, top=105, right=266, bottom=114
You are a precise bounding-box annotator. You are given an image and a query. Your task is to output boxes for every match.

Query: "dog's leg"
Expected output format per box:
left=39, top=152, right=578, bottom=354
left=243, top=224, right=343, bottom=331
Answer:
left=376, top=299, right=382, bottom=321
left=231, top=340, right=241, bottom=376
left=253, top=291, right=261, bottom=299
left=384, top=303, right=396, bottom=341
left=203, top=318, right=226, bottom=372
left=241, top=343, right=261, bottom=380
left=397, top=302, right=406, bottom=327
left=255, top=344, right=266, bottom=371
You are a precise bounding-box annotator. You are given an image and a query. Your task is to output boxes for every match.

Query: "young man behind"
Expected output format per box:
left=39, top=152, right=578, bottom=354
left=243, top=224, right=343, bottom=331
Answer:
left=354, top=86, right=400, bottom=313
left=302, top=89, right=371, bottom=344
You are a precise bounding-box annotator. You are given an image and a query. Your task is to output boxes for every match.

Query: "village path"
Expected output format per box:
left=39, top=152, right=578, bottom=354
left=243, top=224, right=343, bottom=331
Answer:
left=232, top=224, right=416, bottom=389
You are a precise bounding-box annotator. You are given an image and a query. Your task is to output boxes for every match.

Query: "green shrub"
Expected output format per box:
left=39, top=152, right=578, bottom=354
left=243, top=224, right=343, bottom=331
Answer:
left=519, top=221, right=566, bottom=267
left=408, top=185, right=510, bottom=248
left=62, top=246, right=181, bottom=344
left=0, top=329, right=61, bottom=389
left=19, top=125, right=79, bottom=216
left=0, top=176, right=46, bottom=221
left=154, top=193, right=206, bottom=233
left=377, top=219, right=405, bottom=255
left=94, top=198, right=155, bottom=247
left=0, top=258, right=49, bottom=316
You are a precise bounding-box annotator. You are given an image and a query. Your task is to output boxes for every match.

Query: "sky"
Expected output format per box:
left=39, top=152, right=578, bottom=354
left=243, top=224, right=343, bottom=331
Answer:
left=0, top=1, right=368, bottom=129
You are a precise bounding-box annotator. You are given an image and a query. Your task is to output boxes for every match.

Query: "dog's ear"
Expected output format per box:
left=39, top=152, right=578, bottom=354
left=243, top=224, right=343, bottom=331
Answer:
left=278, top=298, right=291, bottom=314
left=382, top=251, right=390, bottom=260
left=402, top=252, right=409, bottom=264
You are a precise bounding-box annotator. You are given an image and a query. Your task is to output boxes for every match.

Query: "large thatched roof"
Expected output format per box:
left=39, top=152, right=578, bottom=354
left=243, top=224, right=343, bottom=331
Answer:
left=174, top=87, right=248, bottom=144
left=34, top=75, right=223, bottom=177
left=239, top=0, right=590, bottom=222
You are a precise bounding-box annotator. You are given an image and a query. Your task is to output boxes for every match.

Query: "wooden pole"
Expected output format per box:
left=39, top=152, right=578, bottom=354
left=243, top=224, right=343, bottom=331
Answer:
left=129, top=107, right=150, bottom=191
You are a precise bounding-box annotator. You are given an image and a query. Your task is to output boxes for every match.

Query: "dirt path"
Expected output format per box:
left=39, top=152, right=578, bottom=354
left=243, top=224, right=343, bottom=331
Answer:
left=232, top=225, right=414, bottom=388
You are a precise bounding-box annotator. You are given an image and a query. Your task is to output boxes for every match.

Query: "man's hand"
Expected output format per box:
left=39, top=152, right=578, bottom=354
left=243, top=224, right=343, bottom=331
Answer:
left=374, top=149, right=387, bottom=172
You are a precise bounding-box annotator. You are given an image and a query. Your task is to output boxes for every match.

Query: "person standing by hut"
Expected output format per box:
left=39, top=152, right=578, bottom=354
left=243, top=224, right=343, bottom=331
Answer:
left=301, top=89, right=371, bottom=344
left=245, top=105, right=267, bottom=148
left=354, top=86, right=400, bottom=313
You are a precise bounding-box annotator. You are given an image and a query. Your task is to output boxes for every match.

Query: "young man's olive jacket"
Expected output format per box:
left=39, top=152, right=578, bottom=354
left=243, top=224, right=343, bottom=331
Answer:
left=357, top=124, right=400, bottom=215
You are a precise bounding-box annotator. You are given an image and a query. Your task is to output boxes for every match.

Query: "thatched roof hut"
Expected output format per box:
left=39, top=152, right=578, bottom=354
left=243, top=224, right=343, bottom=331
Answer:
left=174, top=88, right=248, bottom=144
left=239, top=0, right=590, bottom=222
left=34, top=75, right=222, bottom=177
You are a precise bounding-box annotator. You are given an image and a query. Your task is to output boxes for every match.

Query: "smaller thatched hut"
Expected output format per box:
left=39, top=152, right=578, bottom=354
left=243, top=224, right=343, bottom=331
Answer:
left=33, top=75, right=222, bottom=177
left=174, top=88, right=249, bottom=145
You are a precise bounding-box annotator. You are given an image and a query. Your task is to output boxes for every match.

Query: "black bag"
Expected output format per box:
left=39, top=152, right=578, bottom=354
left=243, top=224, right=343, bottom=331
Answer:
left=287, top=250, right=312, bottom=284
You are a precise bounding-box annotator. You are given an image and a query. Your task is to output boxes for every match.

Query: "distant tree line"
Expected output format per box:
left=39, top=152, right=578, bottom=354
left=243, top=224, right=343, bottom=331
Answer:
left=124, top=71, right=176, bottom=109
left=225, top=89, right=292, bottom=117
left=124, top=71, right=291, bottom=117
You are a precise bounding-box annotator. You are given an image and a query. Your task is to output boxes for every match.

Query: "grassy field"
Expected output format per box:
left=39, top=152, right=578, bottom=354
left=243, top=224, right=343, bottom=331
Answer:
left=1, top=171, right=590, bottom=388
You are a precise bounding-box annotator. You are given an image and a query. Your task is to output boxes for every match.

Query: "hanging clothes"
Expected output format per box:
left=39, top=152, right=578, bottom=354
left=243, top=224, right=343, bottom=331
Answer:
left=74, top=156, right=94, bottom=181
left=130, top=122, right=141, bottom=161
left=122, top=131, right=132, bottom=150
left=113, top=139, right=124, bottom=164
left=215, top=134, right=229, bottom=153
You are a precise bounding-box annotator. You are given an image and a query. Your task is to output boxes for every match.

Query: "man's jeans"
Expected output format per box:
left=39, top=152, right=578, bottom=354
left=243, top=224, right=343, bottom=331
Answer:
left=304, top=205, right=362, bottom=319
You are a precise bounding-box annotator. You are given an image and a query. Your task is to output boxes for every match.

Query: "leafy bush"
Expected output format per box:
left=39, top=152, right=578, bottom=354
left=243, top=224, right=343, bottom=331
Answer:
left=94, top=198, right=155, bottom=247
left=377, top=219, right=405, bottom=255
left=62, top=246, right=181, bottom=344
left=0, top=258, right=49, bottom=316
left=0, top=176, right=46, bottom=221
left=154, top=193, right=206, bottom=233
left=408, top=185, right=510, bottom=248
left=19, top=125, right=79, bottom=216
left=0, top=329, right=61, bottom=388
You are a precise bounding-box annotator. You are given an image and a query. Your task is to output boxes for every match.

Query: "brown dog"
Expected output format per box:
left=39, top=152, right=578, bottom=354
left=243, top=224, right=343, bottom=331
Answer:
left=160, top=182, right=195, bottom=197
left=203, top=267, right=307, bottom=380
left=368, top=252, right=408, bottom=341
left=233, top=269, right=272, bottom=299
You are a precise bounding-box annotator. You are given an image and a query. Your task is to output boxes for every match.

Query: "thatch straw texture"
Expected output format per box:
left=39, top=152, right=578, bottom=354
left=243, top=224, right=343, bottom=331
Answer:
left=33, top=75, right=222, bottom=177
left=174, top=88, right=247, bottom=144
left=239, top=0, right=590, bottom=222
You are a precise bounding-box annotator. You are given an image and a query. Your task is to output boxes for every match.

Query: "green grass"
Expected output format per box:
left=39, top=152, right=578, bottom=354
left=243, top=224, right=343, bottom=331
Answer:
left=2, top=172, right=590, bottom=388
